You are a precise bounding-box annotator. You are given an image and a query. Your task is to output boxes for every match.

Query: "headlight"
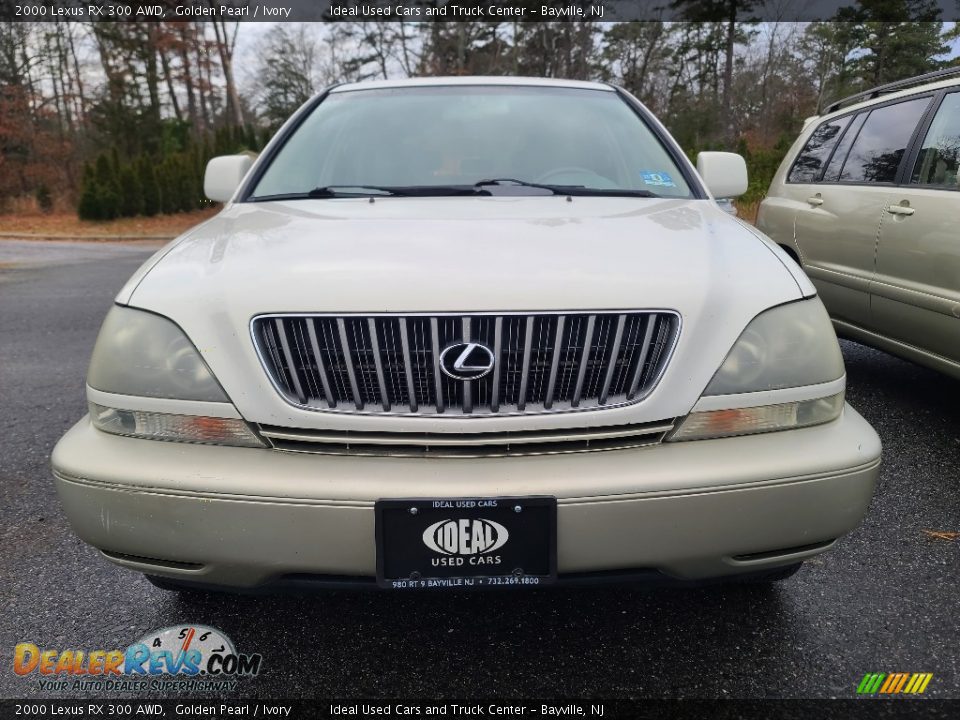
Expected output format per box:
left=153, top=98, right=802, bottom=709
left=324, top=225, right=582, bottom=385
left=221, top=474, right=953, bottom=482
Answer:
left=87, top=306, right=227, bottom=401
left=702, top=299, right=844, bottom=395
left=89, top=403, right=264, bottom=447
left=86, top=306, right=264, bottom=447
left=671, top=299, right=845, bottom=441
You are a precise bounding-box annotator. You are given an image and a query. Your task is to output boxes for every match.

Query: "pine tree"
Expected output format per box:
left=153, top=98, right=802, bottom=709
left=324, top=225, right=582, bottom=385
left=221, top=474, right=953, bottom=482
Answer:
left=77, top=181, right=102, bottom=220
left=94, top=154, right=121, bottom=219
left=834, top=1, right=948, bottom=87
left=139, top=157, right=161, bottom=217
left=159, top=159, right=178, bottom=214
left=176, top=156, right=195, bottom=212
left=118, top=165, right=144, bottom=217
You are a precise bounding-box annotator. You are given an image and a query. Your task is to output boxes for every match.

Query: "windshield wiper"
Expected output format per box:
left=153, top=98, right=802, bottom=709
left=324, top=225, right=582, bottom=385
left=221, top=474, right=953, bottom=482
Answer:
left=247, top=186, right=402, bottom=202
left=475, top=178, right=660, bottom=198
left=295, top=185, right=485, bottom=199
left=308, top=185, right=405, bottom=197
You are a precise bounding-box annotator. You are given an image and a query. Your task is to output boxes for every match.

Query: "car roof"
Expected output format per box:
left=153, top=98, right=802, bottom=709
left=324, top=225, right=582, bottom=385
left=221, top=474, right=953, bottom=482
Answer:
left=329, top=76, right=614, bottom=94
left=815, top=75, right=960, bottom=124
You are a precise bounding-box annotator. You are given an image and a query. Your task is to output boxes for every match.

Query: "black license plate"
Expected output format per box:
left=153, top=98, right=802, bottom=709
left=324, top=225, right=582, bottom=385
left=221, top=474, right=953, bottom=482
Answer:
left=375, top=497, right=557, bottom=590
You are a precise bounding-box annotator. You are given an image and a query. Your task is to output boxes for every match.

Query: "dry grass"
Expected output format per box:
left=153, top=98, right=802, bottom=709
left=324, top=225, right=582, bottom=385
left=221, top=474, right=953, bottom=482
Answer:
left=734, top=199, right=761, bottom=225
left=0, top=208, right=219, bottom=238
left=922, top=530, right=960, bottom=541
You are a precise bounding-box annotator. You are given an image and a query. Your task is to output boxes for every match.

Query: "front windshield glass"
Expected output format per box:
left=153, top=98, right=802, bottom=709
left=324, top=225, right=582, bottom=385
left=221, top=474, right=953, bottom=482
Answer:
left=249, top=85, right=694, bottom=199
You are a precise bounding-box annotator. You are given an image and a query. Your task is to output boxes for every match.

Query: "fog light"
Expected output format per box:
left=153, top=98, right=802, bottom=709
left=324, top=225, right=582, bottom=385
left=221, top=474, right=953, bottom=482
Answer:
left=669, top=393, right=844, bottom=441
left=89, top=403, right=264, bottom=447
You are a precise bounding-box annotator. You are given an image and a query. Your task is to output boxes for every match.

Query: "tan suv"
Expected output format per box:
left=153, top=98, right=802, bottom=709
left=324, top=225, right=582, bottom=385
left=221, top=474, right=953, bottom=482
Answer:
left=758, top=68, right=960, bottom=379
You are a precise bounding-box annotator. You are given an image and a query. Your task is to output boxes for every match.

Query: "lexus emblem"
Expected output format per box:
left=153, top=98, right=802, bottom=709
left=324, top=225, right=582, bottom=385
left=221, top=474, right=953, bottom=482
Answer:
left=439, top=342, right=495, bottom=381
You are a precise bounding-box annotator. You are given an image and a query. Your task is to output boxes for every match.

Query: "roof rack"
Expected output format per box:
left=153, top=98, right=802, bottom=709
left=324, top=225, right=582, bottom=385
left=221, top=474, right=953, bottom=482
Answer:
left=822, top=66, right=960, bottom=114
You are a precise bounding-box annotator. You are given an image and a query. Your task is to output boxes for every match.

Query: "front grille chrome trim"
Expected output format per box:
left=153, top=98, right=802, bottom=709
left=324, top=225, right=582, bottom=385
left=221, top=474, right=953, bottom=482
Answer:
left=251, top=310, right=681, bottom=418
left=259, top=420, right=675, bottom=458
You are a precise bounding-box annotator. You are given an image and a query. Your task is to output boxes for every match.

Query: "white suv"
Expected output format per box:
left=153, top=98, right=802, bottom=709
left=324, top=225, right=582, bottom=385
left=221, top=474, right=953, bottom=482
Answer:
left=52, top=77, right=881, bottom=592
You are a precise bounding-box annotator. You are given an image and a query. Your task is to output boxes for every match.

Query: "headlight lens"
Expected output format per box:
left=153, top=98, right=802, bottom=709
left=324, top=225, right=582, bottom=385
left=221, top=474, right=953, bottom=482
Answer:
left=671, top=393, right=844, bottom=441
left=89, top=403, right=264, bottom=447
left=671, top=298, right=845, bottom=441
left=87, top=306, right=228, bottom=402
left=703, top=298, right=844, bottom=396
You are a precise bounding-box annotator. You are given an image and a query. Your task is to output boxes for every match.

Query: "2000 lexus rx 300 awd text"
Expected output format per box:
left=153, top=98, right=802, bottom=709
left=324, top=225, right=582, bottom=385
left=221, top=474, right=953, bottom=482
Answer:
left=52, top=77, right=881, bottom=593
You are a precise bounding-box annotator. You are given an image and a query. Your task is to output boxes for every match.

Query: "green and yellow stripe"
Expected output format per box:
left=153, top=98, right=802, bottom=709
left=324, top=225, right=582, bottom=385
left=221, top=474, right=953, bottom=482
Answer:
left=857, top=672, right=933, bottom=695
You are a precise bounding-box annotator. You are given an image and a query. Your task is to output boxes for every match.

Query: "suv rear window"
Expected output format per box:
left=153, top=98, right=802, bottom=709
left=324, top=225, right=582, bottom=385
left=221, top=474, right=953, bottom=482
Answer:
left=822, top=113, right=867, bottom=182
left=787, top=115, right=852, bottom=183
left=836, top=98, right=929, bottom=184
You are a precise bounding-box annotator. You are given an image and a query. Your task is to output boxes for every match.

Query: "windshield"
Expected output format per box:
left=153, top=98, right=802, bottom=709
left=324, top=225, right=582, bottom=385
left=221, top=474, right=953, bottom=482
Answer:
left=249, top=86, right=694, bottom=200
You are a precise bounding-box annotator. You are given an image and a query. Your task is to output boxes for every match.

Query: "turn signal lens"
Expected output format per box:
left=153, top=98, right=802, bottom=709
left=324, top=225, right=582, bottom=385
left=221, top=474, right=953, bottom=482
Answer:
left=89, top=403, right=264, bottom=448
left=670, top=393, right=844, bottom=441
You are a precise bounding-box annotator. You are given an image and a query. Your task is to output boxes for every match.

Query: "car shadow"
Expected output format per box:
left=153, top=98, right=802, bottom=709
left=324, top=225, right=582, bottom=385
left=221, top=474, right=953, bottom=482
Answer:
left=160, top=579, right=800, bottom=697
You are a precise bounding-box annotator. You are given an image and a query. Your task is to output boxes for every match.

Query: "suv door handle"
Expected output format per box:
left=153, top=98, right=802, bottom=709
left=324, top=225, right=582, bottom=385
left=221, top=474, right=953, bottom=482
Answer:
left=806, top=196, right=823, bottom=206
left=886, top=205, right=915, bottom=216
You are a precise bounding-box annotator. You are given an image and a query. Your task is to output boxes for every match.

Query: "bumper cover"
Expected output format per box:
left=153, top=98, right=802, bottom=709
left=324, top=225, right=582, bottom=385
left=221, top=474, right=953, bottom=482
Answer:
left=52, top=405, right=881, bottom=587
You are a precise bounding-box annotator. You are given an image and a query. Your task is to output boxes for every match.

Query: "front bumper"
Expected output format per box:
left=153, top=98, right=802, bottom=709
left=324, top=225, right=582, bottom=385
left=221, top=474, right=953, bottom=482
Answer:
left=52, top=405, right=881, bottom=588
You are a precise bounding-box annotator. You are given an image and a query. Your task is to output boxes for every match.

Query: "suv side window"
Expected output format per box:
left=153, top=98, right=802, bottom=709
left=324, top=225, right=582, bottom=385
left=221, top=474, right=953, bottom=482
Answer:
left=822, top=113, right=867, bottom=182
left=911, top=92, right=960, bottom=190
left=837, top=97, right=930, bottom=184
left=787, top=115, right=852, bottom=183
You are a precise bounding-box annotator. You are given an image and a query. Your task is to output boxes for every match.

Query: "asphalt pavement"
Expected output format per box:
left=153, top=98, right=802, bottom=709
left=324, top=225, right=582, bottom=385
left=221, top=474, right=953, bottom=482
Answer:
left=0, top=239, right=957, bottom=700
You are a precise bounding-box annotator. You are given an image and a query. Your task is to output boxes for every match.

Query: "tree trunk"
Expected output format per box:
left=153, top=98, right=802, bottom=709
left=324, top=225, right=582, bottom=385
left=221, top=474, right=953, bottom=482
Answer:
left=212, top=21, right=244, bottom=126
left=159, top=40, right=182, bottom=122
left=178, top=24, right=200, bottom=133
left=144, top=24, right=161, bottom=126
left=723, top=13, right=736, bottom=145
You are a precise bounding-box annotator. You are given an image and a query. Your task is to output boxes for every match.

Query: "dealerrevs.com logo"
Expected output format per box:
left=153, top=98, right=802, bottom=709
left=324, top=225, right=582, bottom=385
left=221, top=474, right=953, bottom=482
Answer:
left=13, top=625, right=262, bottom=692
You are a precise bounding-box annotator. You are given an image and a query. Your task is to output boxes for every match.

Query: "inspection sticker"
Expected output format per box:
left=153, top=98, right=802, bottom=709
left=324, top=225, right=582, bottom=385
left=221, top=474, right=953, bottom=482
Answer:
left=640, top=171, right=676, bottom=187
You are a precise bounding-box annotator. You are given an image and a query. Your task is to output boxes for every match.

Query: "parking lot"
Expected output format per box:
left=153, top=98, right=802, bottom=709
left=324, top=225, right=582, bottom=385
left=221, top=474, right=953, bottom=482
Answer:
left=0, top=239, right=957, bottom=699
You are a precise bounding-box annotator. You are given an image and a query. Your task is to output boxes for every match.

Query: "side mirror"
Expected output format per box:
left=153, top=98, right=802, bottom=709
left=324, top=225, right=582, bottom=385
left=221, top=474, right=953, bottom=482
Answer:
left=696, top=151, right=748, bottom=199
left=203, top=155, right=254, bottom=203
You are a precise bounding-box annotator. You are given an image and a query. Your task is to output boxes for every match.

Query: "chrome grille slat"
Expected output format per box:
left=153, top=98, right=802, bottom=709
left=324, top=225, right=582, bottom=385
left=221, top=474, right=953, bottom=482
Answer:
left=336, top=318, right=364, bottom=410
left=543, top=316, right=565, bottom=410
left=430, top=317, right=445, bottom=413
left=491, top=316, right=503, bottom=412
left=274, top=318, right=307, bottom=405
left=599, top=314, right=626, bottom=405
left=253, top=311, right=678, bottom=416
left=627, top=316, right=658, bottom=400
left=571, top=315, right=596, bottom=408
left=398, top=318, right=418, bottom=413
left=305, top=319, right=335, bottom=408
left=367, top=318, right=391, bottom=411
left=517, top=316, right=535, bottom=411
left=461, top=317, right=472, bottom=414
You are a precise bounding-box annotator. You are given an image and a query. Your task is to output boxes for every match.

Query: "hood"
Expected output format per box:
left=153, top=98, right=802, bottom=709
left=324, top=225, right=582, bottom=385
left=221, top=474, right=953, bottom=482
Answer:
left=121, top=196, right=806, bottom=430
left=125, top=196, right=801, bottom=312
